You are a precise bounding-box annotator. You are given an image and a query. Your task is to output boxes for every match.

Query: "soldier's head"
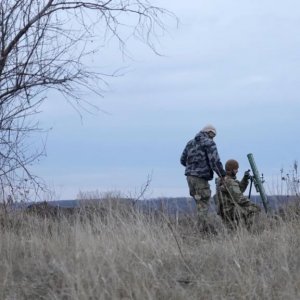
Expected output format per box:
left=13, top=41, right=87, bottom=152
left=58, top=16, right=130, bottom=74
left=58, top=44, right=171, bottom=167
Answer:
left=225, top=159, right=239, bottom=176
left=201, top=124, right=217, bottom=139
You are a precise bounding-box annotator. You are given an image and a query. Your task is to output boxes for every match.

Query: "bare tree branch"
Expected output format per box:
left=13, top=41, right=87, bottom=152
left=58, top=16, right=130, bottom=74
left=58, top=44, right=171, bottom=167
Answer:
left=0, top=0, right=175, bottom=201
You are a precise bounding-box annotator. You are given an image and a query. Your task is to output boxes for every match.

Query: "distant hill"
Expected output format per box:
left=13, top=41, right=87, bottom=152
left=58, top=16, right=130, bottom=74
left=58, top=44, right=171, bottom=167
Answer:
left=32, top=195, right=299, bottom=216
left=9, top=195, right=299, bottom=215
left=134, top=195, right=298, bottom=215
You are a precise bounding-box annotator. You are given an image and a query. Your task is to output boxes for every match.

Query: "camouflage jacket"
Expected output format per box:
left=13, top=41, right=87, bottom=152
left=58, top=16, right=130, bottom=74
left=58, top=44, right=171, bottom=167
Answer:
left=217, top=175, right=251, bottom=211
left=180, top=131, right=226, bottom=180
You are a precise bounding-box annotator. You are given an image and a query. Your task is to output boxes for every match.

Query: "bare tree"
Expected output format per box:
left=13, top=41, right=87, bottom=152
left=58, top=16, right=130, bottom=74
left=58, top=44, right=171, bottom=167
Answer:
left=0, top=0, right=173, bottom=201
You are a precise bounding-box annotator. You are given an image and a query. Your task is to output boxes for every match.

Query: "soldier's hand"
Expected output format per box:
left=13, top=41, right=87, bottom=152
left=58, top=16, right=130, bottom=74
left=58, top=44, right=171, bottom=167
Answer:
left=244, top=170, right=251, bottom=180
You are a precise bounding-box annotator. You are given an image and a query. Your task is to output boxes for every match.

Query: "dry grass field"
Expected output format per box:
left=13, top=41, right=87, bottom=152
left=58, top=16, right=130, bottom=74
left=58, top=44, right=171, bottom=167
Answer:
left=0, top=197, right=300, bottom=300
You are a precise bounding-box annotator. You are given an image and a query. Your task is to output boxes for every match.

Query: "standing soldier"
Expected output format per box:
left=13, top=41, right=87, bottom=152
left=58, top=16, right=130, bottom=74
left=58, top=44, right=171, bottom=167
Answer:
left=216, top=159, right=261, bottom=230
left=180, top=124, right=226, bottom=232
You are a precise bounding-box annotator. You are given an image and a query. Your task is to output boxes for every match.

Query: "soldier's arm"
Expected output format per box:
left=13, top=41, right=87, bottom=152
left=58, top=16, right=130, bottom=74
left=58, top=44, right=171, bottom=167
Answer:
left=225, top=179, right=250, bottom=205
left=180, top=144, right=189, bottom=167
left=206, top=141, right=226, bottom=177
left=239, top=176, right=249, bottom=193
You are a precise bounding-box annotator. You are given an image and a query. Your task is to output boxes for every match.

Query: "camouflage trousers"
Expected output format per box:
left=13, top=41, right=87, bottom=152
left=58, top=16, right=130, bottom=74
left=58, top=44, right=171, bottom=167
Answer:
left=186, top=176, right=211, bottom=228
left=220, top=201, right=261, bottom=230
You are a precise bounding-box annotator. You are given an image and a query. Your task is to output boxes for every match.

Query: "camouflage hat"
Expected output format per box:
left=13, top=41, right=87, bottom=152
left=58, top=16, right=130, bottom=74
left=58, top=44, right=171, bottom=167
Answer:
left=225, top=159, right=239, bottom=171
left=201, top=124, right=217, bottom=136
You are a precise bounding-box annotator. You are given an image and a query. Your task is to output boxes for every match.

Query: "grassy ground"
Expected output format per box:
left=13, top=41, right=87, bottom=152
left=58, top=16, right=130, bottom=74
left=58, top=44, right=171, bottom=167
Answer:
left=0, top=198, right=300, bottom=300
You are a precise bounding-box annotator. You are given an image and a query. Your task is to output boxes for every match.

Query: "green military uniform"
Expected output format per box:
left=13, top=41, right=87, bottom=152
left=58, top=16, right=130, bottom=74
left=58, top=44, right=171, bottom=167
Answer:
left=187, top=176, right=211, bottom=222
left=216, top=174, right=261, bottom=230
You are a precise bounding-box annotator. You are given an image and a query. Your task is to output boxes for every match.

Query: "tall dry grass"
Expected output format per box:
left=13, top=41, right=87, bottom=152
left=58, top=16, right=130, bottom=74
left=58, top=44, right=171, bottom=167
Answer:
left=0, top=197, right=300, bottom=300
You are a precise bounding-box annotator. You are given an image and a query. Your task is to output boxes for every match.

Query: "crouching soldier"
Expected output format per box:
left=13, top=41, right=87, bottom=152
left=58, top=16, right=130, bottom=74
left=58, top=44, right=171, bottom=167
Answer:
left=216, top=159, right=261, bottom=230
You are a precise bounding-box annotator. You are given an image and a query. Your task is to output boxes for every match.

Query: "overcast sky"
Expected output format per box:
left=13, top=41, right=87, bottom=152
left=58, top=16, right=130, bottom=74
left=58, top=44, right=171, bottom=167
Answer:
left=32, top=0, right=300, bottom=200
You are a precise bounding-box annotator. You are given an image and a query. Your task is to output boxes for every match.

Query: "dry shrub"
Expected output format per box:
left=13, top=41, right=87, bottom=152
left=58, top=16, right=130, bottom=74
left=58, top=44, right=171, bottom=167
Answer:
left=0, top=196, right=300, bottom=299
